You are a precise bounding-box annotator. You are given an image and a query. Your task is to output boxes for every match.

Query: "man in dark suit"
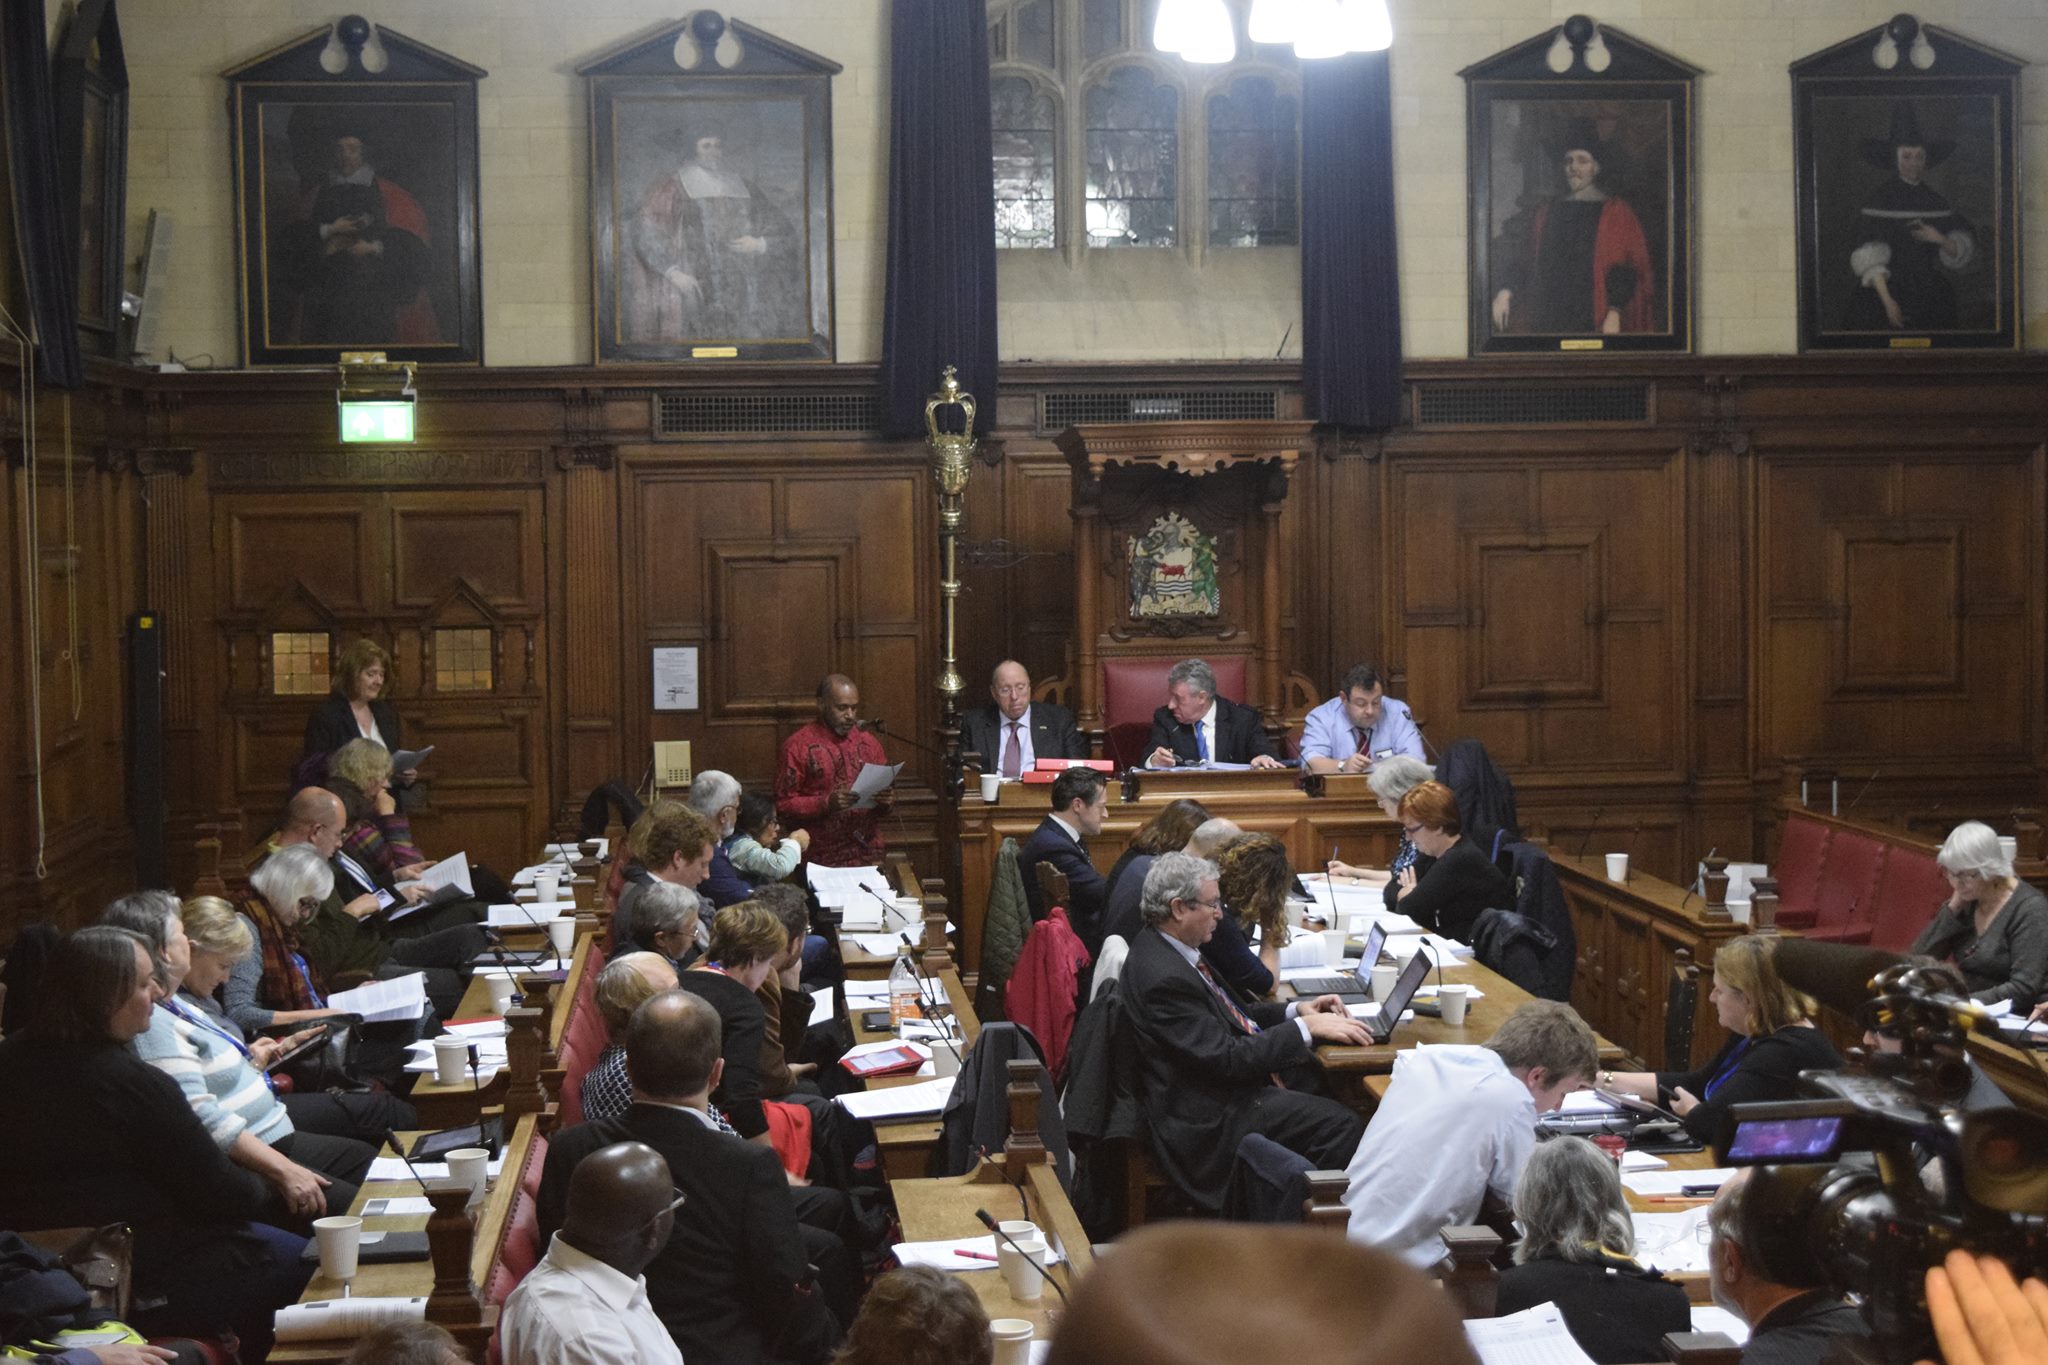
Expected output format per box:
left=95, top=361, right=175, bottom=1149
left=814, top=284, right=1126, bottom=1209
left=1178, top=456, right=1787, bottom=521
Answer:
left=959, top=659, right=1087, bottom=777
left=1145, top=658, right=1284, bottom=769
left=1119, top=851, right=1371, bottom=1213
left=536, top=990, right=843, bottom=1365
left=1018, top=767, right=1110, bottom=947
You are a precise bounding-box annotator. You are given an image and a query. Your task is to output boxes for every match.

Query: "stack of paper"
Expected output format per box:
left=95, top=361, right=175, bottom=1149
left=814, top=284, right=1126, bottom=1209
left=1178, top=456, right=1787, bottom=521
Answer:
left=1632, top=1206, right=1713, bottom=1275
left=807, top=865, right=895, bottom=924
left=275, top=1297, right=425, bottom=1342
left=892, top=1236, right=1068, bottom=1270
left=486, top=903, right=573, bottom=928
left=367, top=1155, right=506, bottom=1182
left=1464, top=1303, right=1596, bottom=1365
left=475, top=958, right=569, bottom=979
left=325, top=972, right=427, bottom=1025
left=834, top=1077, right=955, bottom=1120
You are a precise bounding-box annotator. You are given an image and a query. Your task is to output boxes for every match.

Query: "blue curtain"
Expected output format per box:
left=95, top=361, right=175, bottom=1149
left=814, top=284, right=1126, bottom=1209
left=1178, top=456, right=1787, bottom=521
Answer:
left=1300, top=51, right=1400, bottom=429
left=1, top=0, right=85, bottom=387
left=878, top=0, right=998, bottom=436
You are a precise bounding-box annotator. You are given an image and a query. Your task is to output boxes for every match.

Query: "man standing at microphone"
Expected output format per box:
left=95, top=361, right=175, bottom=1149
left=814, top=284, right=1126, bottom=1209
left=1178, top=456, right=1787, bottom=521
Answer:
left=776, top=674, right=894, bottom=867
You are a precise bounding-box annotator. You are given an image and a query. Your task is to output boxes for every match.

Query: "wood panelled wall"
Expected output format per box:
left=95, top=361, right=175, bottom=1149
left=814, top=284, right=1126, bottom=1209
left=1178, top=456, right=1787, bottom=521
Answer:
left=2, top=353, right=2045, bottom=938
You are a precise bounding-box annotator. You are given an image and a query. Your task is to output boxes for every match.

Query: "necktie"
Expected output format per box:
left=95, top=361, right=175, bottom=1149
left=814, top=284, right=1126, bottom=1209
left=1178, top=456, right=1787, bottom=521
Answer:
left=1195, top=722, right=1210, bottom=762
left=1002, top=722, right=1023, bottom=779
left=1196, top=958, right=1258, bottom=1034
left=1355, top=726, right=1372, bottom=757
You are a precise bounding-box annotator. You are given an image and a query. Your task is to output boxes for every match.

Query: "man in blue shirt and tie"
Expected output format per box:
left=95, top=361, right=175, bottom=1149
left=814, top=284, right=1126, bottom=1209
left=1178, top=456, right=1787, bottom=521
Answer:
left=1299, top=665, right=1426, bottom=775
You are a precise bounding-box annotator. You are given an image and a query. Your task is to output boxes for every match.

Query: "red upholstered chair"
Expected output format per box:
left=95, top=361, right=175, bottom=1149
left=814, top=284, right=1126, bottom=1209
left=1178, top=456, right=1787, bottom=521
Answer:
left=1770, top=816, right=1832, bottom=930
left=1802, top=832, right=1887, bottom=943
left=556, top=996, right=609, bottom=1128
left=1100, top=656, right=1251, bottom=731
left=1865, top=849, right=1950, bottom=953
left=518, top=1131, right=550, bottom=1200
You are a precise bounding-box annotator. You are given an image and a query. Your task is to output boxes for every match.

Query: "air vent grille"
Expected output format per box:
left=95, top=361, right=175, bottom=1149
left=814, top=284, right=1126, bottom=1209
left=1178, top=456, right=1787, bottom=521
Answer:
left=1040, top=388, right=1277, bottom=433
left=653, top=390, right=880, bottom=437
left=1414, top=382, right=1650, bottom=427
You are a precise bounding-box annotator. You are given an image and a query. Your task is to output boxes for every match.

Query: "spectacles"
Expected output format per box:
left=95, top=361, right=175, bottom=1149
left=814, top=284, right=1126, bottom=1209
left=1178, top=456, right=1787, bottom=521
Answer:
left=639, top=1188, right=687, bottom=1232
left=1401, top=823, right=1424, bottom=836
left=1182, top=897, right=1224, bottom=911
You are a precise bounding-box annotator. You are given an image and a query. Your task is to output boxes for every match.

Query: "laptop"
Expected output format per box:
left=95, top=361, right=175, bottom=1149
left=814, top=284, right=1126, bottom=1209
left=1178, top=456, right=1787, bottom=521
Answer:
left=1289, top=921, right=1388, bottom=1000
left=1352, top=949, right=1433, bottom=1044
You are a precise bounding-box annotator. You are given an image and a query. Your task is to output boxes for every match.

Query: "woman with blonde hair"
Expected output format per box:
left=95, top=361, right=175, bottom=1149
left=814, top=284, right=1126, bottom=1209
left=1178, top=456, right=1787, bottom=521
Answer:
left=1599, top=934, right=1842, bottom=1144
left=297, top=635, right=418, bottom=791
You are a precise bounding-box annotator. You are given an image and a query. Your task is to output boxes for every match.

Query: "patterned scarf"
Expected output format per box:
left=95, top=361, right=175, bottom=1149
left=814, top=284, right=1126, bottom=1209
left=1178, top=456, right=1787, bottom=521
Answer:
left=243, top=894, right=322, bottom=1011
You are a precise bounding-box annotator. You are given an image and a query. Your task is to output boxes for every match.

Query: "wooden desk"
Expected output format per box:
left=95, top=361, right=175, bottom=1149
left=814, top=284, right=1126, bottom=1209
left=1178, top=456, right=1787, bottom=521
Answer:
left=1965, top=1030, right=2048, bottom=1121
left=1551, top=851, right=1751, bottom=1072
left=851, top=967, right=982, bottom=1182
left=269, top=1115, right=543, bottom=1363
left=954, top=772, right=1400, bottom=981
left=892, top=1160, right=1091, bottom=1334
left=409, top=926, right=598, bottom=1127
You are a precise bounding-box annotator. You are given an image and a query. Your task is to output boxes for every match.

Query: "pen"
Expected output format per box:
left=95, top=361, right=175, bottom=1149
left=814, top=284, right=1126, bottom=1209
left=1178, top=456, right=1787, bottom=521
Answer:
left=952, top=1249, right=999, bottom=1262
left=1642, top=1195, right=1712, bottom=1204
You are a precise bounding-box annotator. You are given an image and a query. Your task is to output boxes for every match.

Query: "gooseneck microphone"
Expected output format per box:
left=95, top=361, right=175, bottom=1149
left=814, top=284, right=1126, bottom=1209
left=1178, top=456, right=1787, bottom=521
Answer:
left=382, top=1130, right=435, bottom=1195
left=1573, top=807, right=1606, bottom=860
left=860, top=717, right=946, bottom=763
left=897, top=931, right=965, bottom=1066
left=1847, top=767, right=1882, bottom=813
left=975, top=1208, right=1068, bottom=1302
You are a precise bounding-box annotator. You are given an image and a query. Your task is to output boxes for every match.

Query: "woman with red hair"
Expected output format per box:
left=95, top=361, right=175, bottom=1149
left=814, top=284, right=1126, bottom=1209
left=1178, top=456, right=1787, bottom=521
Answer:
left=1392, top=780, right=1512, bottom=944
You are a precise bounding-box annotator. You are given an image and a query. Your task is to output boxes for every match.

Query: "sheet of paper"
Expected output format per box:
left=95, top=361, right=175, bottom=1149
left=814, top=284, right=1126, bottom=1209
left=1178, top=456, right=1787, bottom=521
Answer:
left=487, top=903, right=573, bottom=928
left=405, top=1036, right=508, bottom=1062
left=324, top=972, right=427, bottom=1025
left=1622, top=1166, right=1736, bottom=1197
left=274, top=1297, right=426, bottom=1343
left=389, top=745, right=434, bottom=772
left=651, top=646, right=700, bottom=711
left=1385, top=932, right=1474, bottom=961
left=844, top=978, right=893, bottom=1000
left=834, top=1077, right=956, bottom=1121
left=807, top=864, right=893, bottom=912
left=1633, top=1206, right=1713, bottom=1275
left=1559, top=1088, right=1623, bottom=1113
left=1689, top=1305, right=1750, bottom=1345
left=475, top=959, right=569, bottom=979
left=900, top=1017, right=962, bottom=1042
left=1276, top=934, right=1329, bottom=969
left=403, top=1058, right=502, bottom=1083
left=1412, top=983, right=1487, bottom=1001
left=844, top=1037, right=936, bottom=1076
left=1345, top=1004, right=1416, bottom=1024
left=361, top=1196, right=437, bottom=1216
left=850, top=762, right=905, bottom=811
left=409, top=851, right=473, bottom=896
left=849, top=932, right=916, bottom=956
left=890, top=1235, right=1067, bottom=1271
left=808, top=991, right=837, bottom=1028
left=368, top=1156, right=506, bottom=1182
left=1279, top=965, right=1360, bottom=983
left=1464, top=1303, right=1598, bottom=1365
left=1620, top=1150, right=1669, bottom=1172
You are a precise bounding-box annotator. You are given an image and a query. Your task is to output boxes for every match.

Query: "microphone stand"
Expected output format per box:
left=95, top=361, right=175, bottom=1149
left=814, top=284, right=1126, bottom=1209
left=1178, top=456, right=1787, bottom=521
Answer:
left=1573, top=807, right=1605, bottom=861
left=974, top=1208, right=1068, bottom=1303
left=896, top=930, right=964, bottom=1068
left=479, top=930, right=530, bottom=1005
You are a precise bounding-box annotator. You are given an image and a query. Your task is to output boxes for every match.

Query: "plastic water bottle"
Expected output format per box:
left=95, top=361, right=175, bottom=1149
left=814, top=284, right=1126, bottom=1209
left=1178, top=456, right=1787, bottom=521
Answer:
left=889, top=945, right=921, bottom=1032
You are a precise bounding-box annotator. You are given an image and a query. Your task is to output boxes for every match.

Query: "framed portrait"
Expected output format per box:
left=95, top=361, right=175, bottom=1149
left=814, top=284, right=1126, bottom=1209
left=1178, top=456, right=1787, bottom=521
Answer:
left=1792, top=18, right=2021, bottom=352
left=225, top=18, right=485, bottom=367
left=583, top=12, right=838, bottom=364
left=1463, top=19, right=1697, bottom=355
left=54, top=0, right=129, bottom=360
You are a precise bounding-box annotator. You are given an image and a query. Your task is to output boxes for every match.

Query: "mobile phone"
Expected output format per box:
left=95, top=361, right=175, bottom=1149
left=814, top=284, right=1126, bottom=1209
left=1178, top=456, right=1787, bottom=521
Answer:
left=263, top=1024, right=331, bottom=1073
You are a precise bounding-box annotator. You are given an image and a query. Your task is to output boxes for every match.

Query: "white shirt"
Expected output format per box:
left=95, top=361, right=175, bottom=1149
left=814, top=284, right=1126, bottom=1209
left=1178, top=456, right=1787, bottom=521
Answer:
left=1048, top=811, right=1082, bottom=845
left=1158, top=928, right=1312, bottom=1044
left=996, top=706, right=1037, bottom=773
left=500, top=1233, right=683, bottom=1365
left=1342, top=1045, right=1537, bottom=1267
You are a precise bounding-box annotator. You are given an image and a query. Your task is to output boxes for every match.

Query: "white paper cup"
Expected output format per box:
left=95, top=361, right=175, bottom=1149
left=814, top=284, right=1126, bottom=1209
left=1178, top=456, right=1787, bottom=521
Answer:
left=1320, top=928, right=1348, bottom=966
left=432, top=1035, right=472, bottom=1086
left=534, top=868, right=560, bottom=902
left=1438, top=983, right=1470, bottom=1028
left=1605, top=852, right=1630, bottom=883
left=892, top=896, right=922, bottom=926
left=444, top=1147, right=490, bottom=1197
left=546, top=917, right=575, bottom=955
left=989, top=1319, right=1034, bottom=1365
left=980, top=773, right=1003, bottom=802
left=1727, top=898, right=1751, bottom=925
left=930, top=1043, right=962, bottom=1078
left=997, top=1219, right=1040, bottom=1243
left=997, top=1236, right=1049, bottom=1302
left=312, top=1215, right=362, bottom=1281
left=1370, top=964, right=1400, bottom=1001
left=1999, top=835, right=2019, bottom=864
left=485, top=975, right=516, bottom=1014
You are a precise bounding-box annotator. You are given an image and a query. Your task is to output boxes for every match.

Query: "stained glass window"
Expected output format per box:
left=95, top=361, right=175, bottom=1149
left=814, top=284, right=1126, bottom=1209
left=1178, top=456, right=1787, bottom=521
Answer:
left=1207, top=75, right=1299, bottom=246
left=271, top=632, right=330, bottom=696
left=994, top=77, right=1059, bottom=250
left=1085, top=65, right=1178, bottom=248
left=1014, top=0, right=1056, bottom=69
left=434, top=628, right=493, bottom=692
left=1082, top=0, right=1122, bottom=61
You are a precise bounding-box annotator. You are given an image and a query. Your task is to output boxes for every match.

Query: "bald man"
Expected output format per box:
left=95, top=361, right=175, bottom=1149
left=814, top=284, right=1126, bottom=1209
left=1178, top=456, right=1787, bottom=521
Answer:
left=775, top=674, right=892, bottom=867
left=960, top=660, right=1086, bottom=779
left=501, top=1140, right=683, bottom=1365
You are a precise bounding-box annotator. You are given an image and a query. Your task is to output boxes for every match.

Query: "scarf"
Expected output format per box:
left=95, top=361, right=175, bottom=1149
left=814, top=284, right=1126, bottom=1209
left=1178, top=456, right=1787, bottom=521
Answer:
left=243, top=895, right=322, bottom=1012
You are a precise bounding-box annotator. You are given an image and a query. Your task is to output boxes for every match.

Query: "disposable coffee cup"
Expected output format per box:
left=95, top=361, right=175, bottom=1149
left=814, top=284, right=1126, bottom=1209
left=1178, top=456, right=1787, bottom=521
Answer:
left=1370, top=964, right=1400, bottom=1001
left=534, top=868, right=560, bottom=902
left=432, top=1034, right=472, bottom=1086
left=892, top=896, right=922, bottom=926
left=312, top=1215, right=363, bottom=1281
left=444, top=1147, right=490, bottom=1197
left=1999, top=835, right=2019, bottom=864
left=1438, top=983, right=1470, bottom=1027
left=930, top=1042, right=962, bottom=1078
left=1320, top=928, right=1348, bottom=966
left=1605, top=852, right=1630, bottom=883
left=997, top=1236, right=1049, bottom=1302
left=546, top=917, right=575, bottom=956
left=989, top=1319, right=1035, bottom=1365
left=997, top=1219, right=1040, bottom=1243
left=980, top=773, right=1002, bottom=802
left=484, top=975, right=516, bottom=1014
left=1726, top=898, right=1751, bottom=925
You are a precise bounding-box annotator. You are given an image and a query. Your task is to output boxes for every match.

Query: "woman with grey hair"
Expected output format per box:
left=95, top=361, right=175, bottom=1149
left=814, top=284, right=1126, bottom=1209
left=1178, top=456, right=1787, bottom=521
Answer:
left=232, top=843, right=353, bottom=1034
left=1496, top=1136, right=1689, bottom=1363
left=1909, top=821, right=2048, bottom=1008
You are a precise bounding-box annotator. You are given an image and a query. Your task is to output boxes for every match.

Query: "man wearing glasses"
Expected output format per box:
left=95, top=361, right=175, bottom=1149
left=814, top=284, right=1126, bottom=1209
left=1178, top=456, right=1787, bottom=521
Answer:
left=501, top=1140, right=685, bottom=1364
left=1117, top=852, right=1371, bottom=1214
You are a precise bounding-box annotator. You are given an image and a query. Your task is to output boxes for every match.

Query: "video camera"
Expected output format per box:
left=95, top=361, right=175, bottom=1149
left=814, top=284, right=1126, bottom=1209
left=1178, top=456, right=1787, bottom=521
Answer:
left=1720, top=951, right=2048, bottom=1365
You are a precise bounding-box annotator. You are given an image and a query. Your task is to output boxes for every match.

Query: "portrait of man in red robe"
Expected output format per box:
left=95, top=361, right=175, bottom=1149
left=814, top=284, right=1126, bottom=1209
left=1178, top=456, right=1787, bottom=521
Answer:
left=1489, top=115, right=1661, bottom=338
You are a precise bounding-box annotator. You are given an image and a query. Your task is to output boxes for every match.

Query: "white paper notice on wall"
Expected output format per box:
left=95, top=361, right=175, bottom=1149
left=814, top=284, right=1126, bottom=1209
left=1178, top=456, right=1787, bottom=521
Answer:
left=652, top=647, right=700, bottom=711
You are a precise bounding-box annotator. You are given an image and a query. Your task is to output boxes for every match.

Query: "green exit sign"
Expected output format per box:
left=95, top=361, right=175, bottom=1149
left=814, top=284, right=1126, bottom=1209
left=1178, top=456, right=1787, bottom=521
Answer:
left=338, top=400, right=416, bottom=443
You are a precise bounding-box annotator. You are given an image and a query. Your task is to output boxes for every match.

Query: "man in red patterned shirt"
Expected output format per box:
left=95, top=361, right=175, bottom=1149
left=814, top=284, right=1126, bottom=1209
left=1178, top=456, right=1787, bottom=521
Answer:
left=775, top=674, right=894, bottom=867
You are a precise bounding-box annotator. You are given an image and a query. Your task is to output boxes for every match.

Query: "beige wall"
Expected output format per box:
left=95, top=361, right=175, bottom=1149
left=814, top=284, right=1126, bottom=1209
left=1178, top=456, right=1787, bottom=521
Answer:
left=117, top=0, right=2045, bottom=367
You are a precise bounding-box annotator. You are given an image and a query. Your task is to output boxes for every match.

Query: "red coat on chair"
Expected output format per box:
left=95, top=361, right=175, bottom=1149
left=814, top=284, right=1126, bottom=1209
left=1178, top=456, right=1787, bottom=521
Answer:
left=1004, top=906, right=1092, bottom=1082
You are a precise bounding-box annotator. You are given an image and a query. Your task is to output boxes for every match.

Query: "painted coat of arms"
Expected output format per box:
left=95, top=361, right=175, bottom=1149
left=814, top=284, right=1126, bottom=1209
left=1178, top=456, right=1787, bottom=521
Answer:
left=1128, top=513, right=1220, bottom=619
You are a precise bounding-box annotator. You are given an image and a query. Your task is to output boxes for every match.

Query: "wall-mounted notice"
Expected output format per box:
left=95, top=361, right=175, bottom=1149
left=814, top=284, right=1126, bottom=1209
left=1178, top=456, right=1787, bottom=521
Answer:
left=652, top=647, right=700, bottom=711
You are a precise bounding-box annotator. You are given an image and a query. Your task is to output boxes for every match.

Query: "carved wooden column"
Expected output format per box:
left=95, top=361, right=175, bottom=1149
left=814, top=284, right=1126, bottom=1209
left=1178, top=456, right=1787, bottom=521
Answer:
left=1258, top=460, right=1287, bottom=727
left=555, top=430, right=619, bottom=816
left=1070, top=478, right=1104, bottom=733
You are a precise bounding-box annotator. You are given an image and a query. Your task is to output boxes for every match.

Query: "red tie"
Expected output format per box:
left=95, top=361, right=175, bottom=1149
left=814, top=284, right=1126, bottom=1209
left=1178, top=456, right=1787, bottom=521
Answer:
left=1196, top=958, right=1259, bottom=1034
left=1001, top=722, right=1023, bottom=779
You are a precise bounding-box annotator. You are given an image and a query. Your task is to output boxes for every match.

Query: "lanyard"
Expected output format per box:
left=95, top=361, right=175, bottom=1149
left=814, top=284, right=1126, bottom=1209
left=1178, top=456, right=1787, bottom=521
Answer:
left=291, top=951, right=326, bottom=1008
left=1702, top=1037, right=1753, bottom=1101
left=166, top=995, right=277, bottom=1092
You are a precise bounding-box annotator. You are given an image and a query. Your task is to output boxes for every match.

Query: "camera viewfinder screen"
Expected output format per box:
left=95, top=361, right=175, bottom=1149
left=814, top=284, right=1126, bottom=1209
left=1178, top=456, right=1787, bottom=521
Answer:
left=1727, top=1116, right=1845, bottom=1162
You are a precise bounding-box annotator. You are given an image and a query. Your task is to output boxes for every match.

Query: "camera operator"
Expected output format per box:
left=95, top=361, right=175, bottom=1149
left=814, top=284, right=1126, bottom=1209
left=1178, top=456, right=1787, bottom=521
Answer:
left=1706, top=1167, right=1871, bottom=1365
left=1923, top=1250, right=2048, bottom=1365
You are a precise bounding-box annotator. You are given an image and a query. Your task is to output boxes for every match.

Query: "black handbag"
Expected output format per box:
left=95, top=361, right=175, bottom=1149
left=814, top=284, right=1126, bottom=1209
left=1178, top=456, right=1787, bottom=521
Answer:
left=276, top=1012, right=367, bottom=1093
